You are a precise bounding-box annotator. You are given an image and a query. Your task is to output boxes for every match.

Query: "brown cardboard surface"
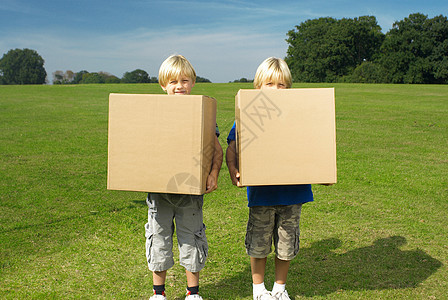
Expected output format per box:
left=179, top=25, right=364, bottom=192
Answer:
left=107, top=93, right=216, bottom=195
left=236, top=88, right=336, bottom=186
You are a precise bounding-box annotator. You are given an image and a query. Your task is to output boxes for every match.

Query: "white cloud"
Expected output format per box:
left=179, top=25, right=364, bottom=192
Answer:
left=0, top=26, right=289, bottom=83
left=6, top=0, right=440, bottom=82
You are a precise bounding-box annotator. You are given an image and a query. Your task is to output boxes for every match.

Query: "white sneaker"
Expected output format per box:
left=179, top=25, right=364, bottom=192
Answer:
left=149, top=294, right=166, bottom=300
left=273, top=289, right=291, bottom=300
left=254, top=290, right=276, bottom=300
left=185, top=294, right=203, bottom=299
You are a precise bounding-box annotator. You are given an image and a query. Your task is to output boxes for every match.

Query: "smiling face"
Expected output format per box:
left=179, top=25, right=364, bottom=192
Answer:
left=161, top=75, right=195, bottom=95
left=158, top=55, right=197, bottom=95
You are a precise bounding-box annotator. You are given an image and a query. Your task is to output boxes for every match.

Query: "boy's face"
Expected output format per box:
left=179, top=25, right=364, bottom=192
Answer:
left=260, top=79, right=287, bottom=90
left=162, top=76, right=195, bottom=95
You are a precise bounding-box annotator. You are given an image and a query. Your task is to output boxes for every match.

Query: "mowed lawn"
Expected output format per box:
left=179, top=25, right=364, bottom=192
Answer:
left=0, top=83, right=447, bottom=299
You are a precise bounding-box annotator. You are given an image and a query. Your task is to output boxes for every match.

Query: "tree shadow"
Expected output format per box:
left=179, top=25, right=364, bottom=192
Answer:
left=202, top=236, right=442, bottom=299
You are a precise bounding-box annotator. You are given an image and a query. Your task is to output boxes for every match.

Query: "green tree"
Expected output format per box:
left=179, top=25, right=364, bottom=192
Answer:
left=105, top=75, right=121, bottom=84
left=121, top=69, right=150, bottom=83
left=98, top=71, right=119, bottom=83
left=196, top=76, right=211, bottom=83
left=232, top=77, right=253, bottom=83
left=286, top=16, right=384, bottom=82
left=379, top=13, right=448, bottom=84
left=81, top=72, right=105, bottom=84
left=73, top=70, right=89, bottom=84
left=0, top=48, right=47, bottom=84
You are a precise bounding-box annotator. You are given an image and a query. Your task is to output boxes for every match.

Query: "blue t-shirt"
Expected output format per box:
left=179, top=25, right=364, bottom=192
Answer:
left=227, top=122, right=313, bottom=207
left=215, top=123, right=220, bottom=138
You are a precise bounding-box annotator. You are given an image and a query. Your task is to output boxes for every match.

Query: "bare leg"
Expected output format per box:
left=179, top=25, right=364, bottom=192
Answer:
left=274, top=257, right=290, bottom=284
left=186, top=270, right=199, bottom=287
left=251, top=257, right=267, bottom=284
left=153, top=270, right=167, bottom=285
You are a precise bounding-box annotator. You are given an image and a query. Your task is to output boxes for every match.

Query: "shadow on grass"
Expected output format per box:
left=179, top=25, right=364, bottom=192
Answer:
left=0, top=200, right=147, bottom=234
left=132, top=199, right=147, bottom=206
left=203, top=236, right=442, bottom=299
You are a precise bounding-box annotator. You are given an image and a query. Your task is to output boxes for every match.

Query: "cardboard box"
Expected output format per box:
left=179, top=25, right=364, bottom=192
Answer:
left=107, top=93, right=216, bottom=195
left=235, top=88, right=336, bottom=186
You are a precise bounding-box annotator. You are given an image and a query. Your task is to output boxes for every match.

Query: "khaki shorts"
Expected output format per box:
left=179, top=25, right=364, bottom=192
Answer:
left=245, top=204, right=303, bottom=261
left=145, top=193, right=208, bottom=273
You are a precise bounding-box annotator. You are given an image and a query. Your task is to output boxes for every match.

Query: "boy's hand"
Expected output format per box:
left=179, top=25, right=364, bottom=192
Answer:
left=205, top=172, right=218, bottom=193
left=229, top=168, right=242, bottom=187
left=225, top=140, right=243, bottom=187
left=204, top=136, right=223, bottom=194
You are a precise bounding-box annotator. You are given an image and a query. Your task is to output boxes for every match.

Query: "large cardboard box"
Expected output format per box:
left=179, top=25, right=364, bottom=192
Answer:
left=107, top=93, right=216, bottom=195
left=235, top=88, right=336, bottom=186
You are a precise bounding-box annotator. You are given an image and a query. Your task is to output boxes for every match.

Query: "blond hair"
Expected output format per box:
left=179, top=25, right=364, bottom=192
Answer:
left=253, top=57, right=292, bottom=89
left=158, top=55, right=196, bottom=87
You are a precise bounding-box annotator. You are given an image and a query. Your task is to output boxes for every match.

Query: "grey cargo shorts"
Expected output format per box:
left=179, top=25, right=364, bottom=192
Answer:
left=245, top=203, right=303, bottom=261
left=145, top=193, right=208, bottom=273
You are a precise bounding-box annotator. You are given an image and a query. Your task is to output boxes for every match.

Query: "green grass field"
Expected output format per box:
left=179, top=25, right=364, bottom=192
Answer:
left=1, top=83, right=447, bottom=299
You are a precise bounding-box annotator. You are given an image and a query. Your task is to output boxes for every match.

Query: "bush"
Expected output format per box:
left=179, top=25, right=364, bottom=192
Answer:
left=351, top=61, right=386, bottom=83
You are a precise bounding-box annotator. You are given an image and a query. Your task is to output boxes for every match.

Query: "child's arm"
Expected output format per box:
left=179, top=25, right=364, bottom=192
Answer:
left=225, top=140, right=242, bottom=187
left=205, top=135, right=223, bottom=193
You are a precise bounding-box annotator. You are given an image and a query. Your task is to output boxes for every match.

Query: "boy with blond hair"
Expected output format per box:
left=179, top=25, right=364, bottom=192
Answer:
left=146, top=54, right=223, bottom=300
left=226, top=57, right=313, bottom=300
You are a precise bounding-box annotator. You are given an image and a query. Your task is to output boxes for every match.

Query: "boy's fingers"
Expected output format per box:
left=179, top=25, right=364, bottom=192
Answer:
left=232, top=171, right=242, bottom=187
left=207, top=184, right=217, bottom=193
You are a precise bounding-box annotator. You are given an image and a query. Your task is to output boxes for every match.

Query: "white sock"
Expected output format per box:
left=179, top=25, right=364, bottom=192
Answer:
left=272, top=282, right=286, bottom=294
left=253, top=282, right=267, bottom=296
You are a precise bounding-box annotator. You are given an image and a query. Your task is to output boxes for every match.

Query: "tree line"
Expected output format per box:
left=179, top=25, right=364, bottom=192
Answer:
left=52, top=69, right=159, bottom=84
left=286, top=13, right=448, bottom=84
left=0, top=49, right=211, bottom=85
left=53, top=70, right=212, bottom=84
left=1, top=13, right=446, bottom=85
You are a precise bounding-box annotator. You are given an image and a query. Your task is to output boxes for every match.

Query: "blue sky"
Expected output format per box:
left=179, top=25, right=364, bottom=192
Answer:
left=1, top=0, right=447, bottom=83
